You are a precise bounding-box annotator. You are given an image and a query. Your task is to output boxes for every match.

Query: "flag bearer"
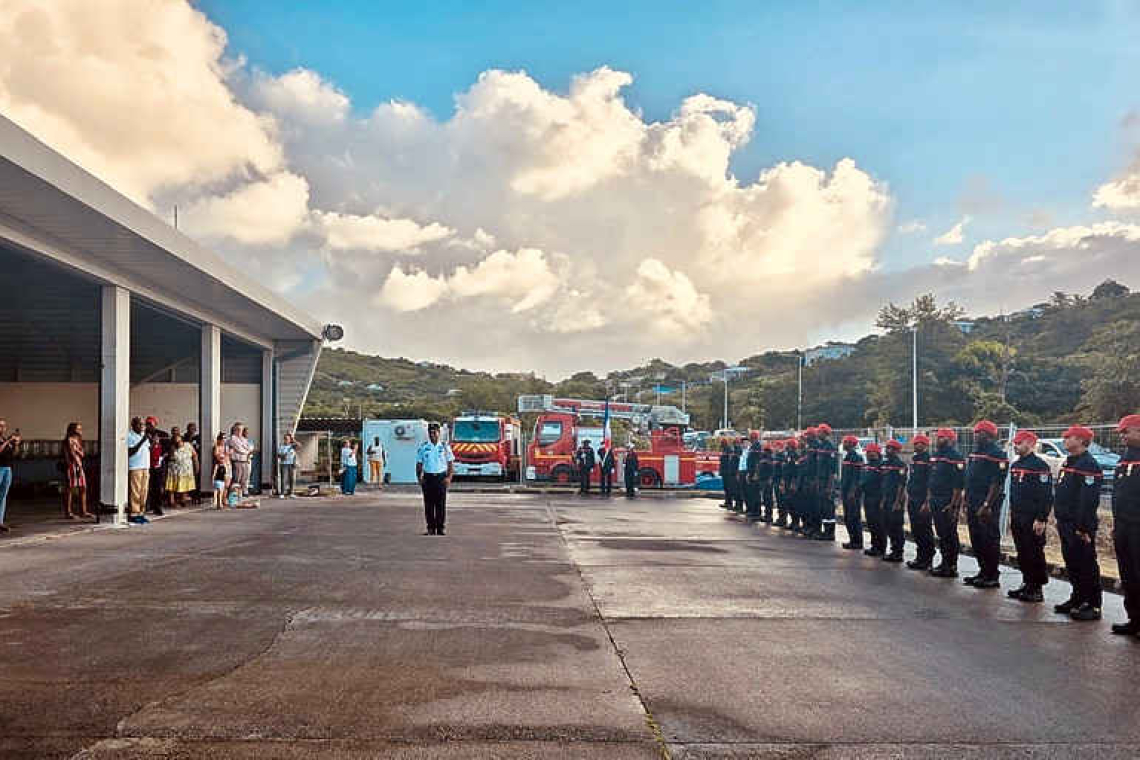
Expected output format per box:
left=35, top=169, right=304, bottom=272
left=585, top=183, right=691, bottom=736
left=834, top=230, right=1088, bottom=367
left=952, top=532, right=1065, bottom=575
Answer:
left=1006, top=430, right=1052, bottom=603
left=1052, top=425, right=1104, bottom=621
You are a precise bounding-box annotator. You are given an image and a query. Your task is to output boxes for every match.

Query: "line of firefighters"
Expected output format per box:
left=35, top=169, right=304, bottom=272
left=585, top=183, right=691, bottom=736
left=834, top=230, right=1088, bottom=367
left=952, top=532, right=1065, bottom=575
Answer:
left=717, top=416, right=1140, bottom=638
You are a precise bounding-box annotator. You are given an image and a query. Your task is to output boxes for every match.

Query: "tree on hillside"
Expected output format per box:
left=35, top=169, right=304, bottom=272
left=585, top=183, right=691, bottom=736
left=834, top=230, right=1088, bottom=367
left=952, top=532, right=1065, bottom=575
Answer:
left=875, top=293, right=966, bottom=333
left=1092, top=279, right=1130, bottom=300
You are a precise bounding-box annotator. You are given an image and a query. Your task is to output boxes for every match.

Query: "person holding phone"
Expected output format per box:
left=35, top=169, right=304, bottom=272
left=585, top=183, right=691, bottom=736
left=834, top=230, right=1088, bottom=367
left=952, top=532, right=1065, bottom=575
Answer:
left=0, top=418, right=22, bottom=533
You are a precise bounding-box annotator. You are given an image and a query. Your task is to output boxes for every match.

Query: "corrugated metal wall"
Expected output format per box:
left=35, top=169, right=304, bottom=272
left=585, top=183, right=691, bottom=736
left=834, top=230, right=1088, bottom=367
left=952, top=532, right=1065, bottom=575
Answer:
left=277, top=340, right=321, bottom=436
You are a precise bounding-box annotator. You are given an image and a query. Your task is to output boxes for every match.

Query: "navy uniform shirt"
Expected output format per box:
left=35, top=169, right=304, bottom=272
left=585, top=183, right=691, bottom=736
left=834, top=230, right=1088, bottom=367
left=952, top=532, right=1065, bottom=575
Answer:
left=416, top=440, right=455, bottom=474
left=783, top=451, right=799, bottom=488
left=758, top=449, right=773, bottom=482
left=771, top=451, right=784, bottom=483
left=718, top=451, right=732, bottom=478
left=1054, top=450, right=1102, bottom=533
left=929, top=445, right=966, bottom=500
left=860, top=457, right=884, bottom=502
left=1113, top=447, right=1140, bottom=525
left=840, top=450, right=864, bottom=496
left=815, top=438, right=838, bottom=488
left=965, top=440, right=1008, bottom=509
left=797, top=441, right=814, bottom=489
left=745, top=443, right=763, bottom=480
left=880, top=452, right=907, bottom=501
left=1009, top=452, right=1053, bottom=521
left=907, top=450, right=931, bottom=501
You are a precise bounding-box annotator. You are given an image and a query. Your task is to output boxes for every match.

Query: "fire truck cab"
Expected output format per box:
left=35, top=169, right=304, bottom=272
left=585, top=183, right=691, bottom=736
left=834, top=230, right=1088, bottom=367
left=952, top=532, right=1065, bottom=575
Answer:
left=450, top=413, right=521, bottom=480
left=519, top=395, right=706, bottom=487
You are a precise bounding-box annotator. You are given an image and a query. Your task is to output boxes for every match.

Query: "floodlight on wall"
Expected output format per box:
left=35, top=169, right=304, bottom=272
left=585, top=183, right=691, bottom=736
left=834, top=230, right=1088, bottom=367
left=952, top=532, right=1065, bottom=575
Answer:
left=322, top=324, right=345, bottom=342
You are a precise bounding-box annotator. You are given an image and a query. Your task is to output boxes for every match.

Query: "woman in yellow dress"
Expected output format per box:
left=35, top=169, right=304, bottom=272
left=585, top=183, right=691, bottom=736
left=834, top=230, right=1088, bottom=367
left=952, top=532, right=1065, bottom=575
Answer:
left=165, top=432, right=198, bottom=508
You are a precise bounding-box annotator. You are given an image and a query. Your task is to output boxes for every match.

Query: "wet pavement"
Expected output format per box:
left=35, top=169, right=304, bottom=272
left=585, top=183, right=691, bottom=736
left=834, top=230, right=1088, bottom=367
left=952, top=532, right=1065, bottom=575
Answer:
left=0, top=492, right=1137, bottom=758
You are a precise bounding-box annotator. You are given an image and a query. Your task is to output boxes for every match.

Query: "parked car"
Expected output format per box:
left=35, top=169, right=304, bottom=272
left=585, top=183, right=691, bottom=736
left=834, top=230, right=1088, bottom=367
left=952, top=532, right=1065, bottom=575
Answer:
left=1022, top=438, right=1119, bottom=486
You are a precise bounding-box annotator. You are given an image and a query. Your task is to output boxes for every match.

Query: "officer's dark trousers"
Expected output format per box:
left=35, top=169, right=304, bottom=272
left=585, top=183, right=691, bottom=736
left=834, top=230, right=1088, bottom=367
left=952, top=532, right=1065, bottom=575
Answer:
left=1010, top=513, right=1048, bottom=588
left=743, top=480, right=761, bottom=518
left=842, top=491, right=862, bottom=546
left=883, top=493, right=905, bottom=554
left=930, top=496, right=960, bottom=569
left=762, top=481, right=774, bottom=518
left=906, top=495, right=936, bottom=564
left=580, top=469, right=591, bottom=494
left=421, top=473, right=447, bottom=532
left=624, top=472, right=637, bottom=498
left=863, top=493, right=885, bottom=552
left=600, top=470, right=613, bottom=495
left=818, top=488, right=836, bottom=533
left=1057, top=520, right=1102, bottom=607
left=1114, top=520, right=1140, bottom=623
left=966, top=502, right=1001, bottom=579
left=799, top=484, right=815, bottom=528
left=722, top=473, right=735, bottom=507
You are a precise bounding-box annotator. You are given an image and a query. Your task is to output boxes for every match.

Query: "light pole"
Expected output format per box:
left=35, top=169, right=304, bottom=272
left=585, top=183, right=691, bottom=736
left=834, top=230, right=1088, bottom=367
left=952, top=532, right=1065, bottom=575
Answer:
left=796, top=352, right=803, bottom=432
left=911, top=325, right=918, bottom=433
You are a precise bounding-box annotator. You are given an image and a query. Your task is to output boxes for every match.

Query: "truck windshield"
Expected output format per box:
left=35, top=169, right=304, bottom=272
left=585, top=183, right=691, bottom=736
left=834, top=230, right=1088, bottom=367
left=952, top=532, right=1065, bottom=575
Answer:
left=537, top=421, right=563, bottom=445
left=453, top=420, right=501, bottom=442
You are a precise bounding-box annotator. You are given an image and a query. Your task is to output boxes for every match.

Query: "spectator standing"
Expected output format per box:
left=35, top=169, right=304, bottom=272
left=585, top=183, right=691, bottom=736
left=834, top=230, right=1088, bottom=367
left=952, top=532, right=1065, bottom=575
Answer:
left=340, top=439, right=358, bottom=495
left=277, top=433, right=299, bottom=498
left=0, top=418, right=22, bottom=533
left=126, top=416, right=150, bottom=525
left=211, top=433, right=229, bottom=509
left=241, top=425, right=257, bottom=493
left=227, top=423, right=252, bottom=502
left=144, top=417, right=167, bottom=517
left=62, top=422, right=91, bottom=520
left=164, top=432, right=197, bottom=508
left=185, top=422, right=201, bottom=503
left=366, top=436, right=386, bottom=489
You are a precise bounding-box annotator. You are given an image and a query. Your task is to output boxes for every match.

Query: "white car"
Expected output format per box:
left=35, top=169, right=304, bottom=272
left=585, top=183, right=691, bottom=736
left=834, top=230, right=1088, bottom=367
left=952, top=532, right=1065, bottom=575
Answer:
left=1030, top=438, right=1119, bottom=485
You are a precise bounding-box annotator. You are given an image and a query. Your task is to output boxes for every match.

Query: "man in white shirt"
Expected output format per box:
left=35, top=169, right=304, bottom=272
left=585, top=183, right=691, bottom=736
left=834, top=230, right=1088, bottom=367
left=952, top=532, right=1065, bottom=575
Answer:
left=276, top=433, right=299, bottom=498
left=126, top=416, right=151, bottom=524
left=366, top=436, right=386, bottom=490
left=416, top=422, right=454, bottom=535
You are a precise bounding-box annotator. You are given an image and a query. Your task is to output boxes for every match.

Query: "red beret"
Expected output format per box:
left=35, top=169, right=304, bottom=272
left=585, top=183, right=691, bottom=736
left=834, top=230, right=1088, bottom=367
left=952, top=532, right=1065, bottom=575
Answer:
left=885, top=439, right=903, bottom=451
left=773, top=440, right=785, bottom=450
left=1117, top=414, right=1140, bottom=432
left=1012, top=430, right=1038, bottom=446
left=973, top=420, right=999, bottom=437
left=912, top=434, right=930, bottom=446
left=1063, top=425, right=1094, bottom=443
left=749, top=430, right=760, bottom=441
left=145, top=416, right=159, bottom=426
left=865, top=442, right=882, bottom=455
left=785, top=439, right=799, bottom=449
left=842, top=435, right=858, bottom=446
left=936, top=428, right=957, bottom=442
left=805, top=427, right=818, bottom=436
left=817, top=423, right=832, bottom=435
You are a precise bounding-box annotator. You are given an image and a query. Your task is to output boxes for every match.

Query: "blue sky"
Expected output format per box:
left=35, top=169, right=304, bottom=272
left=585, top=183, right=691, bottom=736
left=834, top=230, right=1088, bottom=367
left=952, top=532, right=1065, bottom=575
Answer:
left=200, top=0, right=1140, bottom=270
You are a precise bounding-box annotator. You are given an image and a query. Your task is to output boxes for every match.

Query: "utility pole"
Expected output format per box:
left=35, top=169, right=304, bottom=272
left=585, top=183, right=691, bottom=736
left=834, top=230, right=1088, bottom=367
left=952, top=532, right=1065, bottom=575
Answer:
left=912, top=325, right=918, bottom=432
left=796, top=353, right=803, bottom=432
left=681, top=380, right=687, bottom=414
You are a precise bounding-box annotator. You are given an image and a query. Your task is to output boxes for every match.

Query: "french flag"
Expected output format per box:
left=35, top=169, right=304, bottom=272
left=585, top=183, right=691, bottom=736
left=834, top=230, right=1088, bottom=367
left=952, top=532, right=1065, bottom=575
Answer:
left=603, top=399, right=612, bottom=450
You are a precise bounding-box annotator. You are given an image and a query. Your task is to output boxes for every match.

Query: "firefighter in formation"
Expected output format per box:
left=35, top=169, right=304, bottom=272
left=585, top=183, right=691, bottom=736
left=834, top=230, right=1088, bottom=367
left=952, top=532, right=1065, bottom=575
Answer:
left=716, top=415, right=1140, bottom=638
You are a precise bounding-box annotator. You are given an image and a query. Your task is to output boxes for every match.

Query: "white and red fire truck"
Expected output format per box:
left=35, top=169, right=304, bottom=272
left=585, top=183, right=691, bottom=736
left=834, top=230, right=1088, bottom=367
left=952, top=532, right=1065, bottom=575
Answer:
left=518, top=395, right=721, bottom=487
left=450, top=412, right=522, bottom=480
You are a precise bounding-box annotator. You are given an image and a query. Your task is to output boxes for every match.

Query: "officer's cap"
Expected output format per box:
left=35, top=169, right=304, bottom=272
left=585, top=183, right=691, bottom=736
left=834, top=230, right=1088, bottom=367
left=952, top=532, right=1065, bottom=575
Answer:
left=935, top=427, right=957, bottom=442
left=1117, top=414, right=1140, bottom=433
left=864, top=442, right=882, bottom=455
left=1062, top=425, right=1093, bottom=444
left=912, top=434, right=930, bottom=446
left=842, top=435, right=858, bottom=446
left=885, top=439, right=903, bottom=451
left=973, top=420, right=999, bottom=437
left=817, top=423, right=832, bottom=435
left=1012, top=430, right=1038, bottom=446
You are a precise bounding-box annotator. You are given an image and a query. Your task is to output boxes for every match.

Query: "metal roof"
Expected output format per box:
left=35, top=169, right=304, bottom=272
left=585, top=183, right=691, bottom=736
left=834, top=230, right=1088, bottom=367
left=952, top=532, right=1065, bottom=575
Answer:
left=0, top=114, right=324, bottom=345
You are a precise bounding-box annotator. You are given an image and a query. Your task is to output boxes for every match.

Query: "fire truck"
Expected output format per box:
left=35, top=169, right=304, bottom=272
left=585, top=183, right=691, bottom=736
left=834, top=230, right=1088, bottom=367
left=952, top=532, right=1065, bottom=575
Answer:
left=518, top=395, right=721, bottom=487
left=450, top=412, right=522, bottom=480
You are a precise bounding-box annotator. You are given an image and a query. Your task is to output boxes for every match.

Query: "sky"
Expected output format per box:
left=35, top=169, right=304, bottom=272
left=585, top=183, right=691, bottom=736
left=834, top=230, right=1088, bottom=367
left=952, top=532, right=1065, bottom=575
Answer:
left=2, top=1, right=1140, bottom=377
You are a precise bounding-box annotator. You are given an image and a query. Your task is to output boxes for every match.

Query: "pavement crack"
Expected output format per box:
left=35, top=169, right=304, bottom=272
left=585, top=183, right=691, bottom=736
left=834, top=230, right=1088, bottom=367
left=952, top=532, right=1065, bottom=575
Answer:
left=546, top=501, right=672, bottom=760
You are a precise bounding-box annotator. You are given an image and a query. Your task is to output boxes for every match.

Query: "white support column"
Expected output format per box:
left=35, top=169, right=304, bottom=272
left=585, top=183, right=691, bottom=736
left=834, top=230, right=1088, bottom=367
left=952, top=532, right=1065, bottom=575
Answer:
left=100, top=286, right=130, bottom=525
left=199, top=325, right=221, bottom=495
left=260, top=348, right=275, bottom=490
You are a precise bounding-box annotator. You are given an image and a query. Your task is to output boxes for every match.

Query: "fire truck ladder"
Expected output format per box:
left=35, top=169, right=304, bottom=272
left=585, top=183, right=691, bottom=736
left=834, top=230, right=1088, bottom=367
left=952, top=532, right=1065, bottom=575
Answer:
left=516, top=394, right=690, bottom=428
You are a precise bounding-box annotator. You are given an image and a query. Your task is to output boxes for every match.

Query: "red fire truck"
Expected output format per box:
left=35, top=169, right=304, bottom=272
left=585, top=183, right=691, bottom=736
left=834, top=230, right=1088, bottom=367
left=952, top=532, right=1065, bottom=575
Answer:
left=450, top=412, right=522, bottom=480
left=518, top=395, right=720, bottom=487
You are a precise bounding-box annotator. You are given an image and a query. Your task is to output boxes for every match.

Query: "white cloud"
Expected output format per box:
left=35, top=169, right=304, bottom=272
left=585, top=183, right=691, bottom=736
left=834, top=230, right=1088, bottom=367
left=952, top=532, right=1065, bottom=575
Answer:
left=1092, top=163, right=1140, bottom=211
left=897, top=220, right=927, bottom=234
left=449, top=248, right=559, bottom=312
left=933, top=216, right=970, bottom=246
left=181, top=172, right=310, bottom=245
left=247, top=68, right=350, bottom=126
left=377, top=265, right=448, bottom=311
left=624, top=259, right=712, bottom=333
left=313, top=211, right=453, bottom=252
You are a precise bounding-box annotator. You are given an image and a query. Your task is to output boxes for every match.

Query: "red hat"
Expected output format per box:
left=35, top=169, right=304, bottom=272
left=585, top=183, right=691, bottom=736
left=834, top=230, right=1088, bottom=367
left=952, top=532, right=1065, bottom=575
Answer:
left=1012, top=430, right=1038, bottom=446
left=1117, top=414, right=1140, bottom=433
left=973, top=420, right=999, bottom=437
left=762, top=442, right=773, bottom=451
left=935, top=427, right=957, bottom=442
left=885, top=439, right=903, bottom=451
left=865, top=442, right=882, bottom=455
left=817, top=423, right=832, bottom=435
left=145, top=416, right=159, bottom=426
left=912, top=434, right=930, bottom=446
left=772, top=440, right=785, bottom=450
left=785, top=438, right=799, bottom=449
left=804, top=427, right=818, bottom=436
left=1062, top=425, right=1094, bottom=444
left=749, top=430, right=760, bottom=441
left=842, top=435, right=858, bottom=446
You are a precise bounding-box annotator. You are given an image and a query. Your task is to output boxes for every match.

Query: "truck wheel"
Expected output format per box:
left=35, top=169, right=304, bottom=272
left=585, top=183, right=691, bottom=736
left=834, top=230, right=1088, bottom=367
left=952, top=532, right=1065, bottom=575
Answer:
left=638, top=468, right=662, bottom=489
left=551, top=465, right=572, bottom=484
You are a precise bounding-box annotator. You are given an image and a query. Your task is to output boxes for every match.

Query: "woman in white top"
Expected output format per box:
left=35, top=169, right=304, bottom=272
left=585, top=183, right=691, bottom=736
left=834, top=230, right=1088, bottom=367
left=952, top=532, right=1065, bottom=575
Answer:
left=227, top=422, right=253, bottom=501
left=340, top=439, right=358, bottom=495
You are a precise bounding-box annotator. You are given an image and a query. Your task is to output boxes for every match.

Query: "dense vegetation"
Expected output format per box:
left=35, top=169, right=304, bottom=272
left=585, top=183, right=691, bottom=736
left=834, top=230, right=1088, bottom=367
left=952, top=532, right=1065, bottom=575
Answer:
left=303, top=280, right=1140, bottom=430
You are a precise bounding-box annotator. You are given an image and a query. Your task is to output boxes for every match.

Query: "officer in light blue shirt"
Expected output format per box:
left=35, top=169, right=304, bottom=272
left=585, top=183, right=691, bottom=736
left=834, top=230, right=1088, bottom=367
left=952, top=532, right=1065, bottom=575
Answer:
left=416, top=423, right=454, bottom=535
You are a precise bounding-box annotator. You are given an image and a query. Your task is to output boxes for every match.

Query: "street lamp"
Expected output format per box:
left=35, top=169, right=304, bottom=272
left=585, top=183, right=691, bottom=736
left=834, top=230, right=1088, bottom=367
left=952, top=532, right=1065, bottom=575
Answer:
left=911, top=325, right=919, bottom=433
left=710, top=366, right=747, bottom=430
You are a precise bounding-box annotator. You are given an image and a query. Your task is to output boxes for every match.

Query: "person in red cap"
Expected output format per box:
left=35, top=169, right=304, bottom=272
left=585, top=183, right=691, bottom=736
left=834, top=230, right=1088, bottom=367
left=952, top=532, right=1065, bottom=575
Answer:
left=743, top=432, right=764, bottom=520
left=759, top=440, right=776, bottom=523
left=813, top=423, right=839, bottom=541
left=1112, top=414, right=1140, bottom=636
left=1007, top=430, right=1053, bottom=602
left=1053, top=424, right=1104, bottom=620
left=794, top=429, right=817, bottom=534
left=860, top=443, right=886, bottom=556
left=905, top=434, right=935, bottom=570
left=770, top=440, right=785, bottom=524
left=880, top=441, right=908, bottom=563
left=962, top=420, right=1008, bottom=589
left=839, top=436, right=864, bottom=549
left=717, top=438, right=734, bottom=510
left=928, top=428, right=966, bottom=578
left=777, top=439, right=798, bottom=528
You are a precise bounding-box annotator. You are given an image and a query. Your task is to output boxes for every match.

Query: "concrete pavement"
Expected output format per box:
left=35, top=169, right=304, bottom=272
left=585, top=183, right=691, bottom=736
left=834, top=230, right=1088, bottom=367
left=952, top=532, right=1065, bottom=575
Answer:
left=0, top=491, right=1136, bottom=758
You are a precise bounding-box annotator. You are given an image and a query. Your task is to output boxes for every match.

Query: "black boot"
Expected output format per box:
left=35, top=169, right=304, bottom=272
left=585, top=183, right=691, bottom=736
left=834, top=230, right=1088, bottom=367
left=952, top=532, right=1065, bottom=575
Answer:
left=814, top=523, right=835, bottom=541
left=1053, top=598, right=1078, bottom=615
left=1111, top=621, right=1140, bottom=635
left=906, top=558, right=931, bottom=571
left=1006, top=584, right=1028, bottom=599
left=1018, top=586, right=1044, bottom=603
left=930, top=565, right=958, bottom=578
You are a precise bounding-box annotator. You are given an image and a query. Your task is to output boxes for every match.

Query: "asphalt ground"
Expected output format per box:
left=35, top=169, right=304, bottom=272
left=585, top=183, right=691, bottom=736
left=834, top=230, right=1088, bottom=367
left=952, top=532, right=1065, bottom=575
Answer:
left=0, top=491, right=1137, bottom=759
